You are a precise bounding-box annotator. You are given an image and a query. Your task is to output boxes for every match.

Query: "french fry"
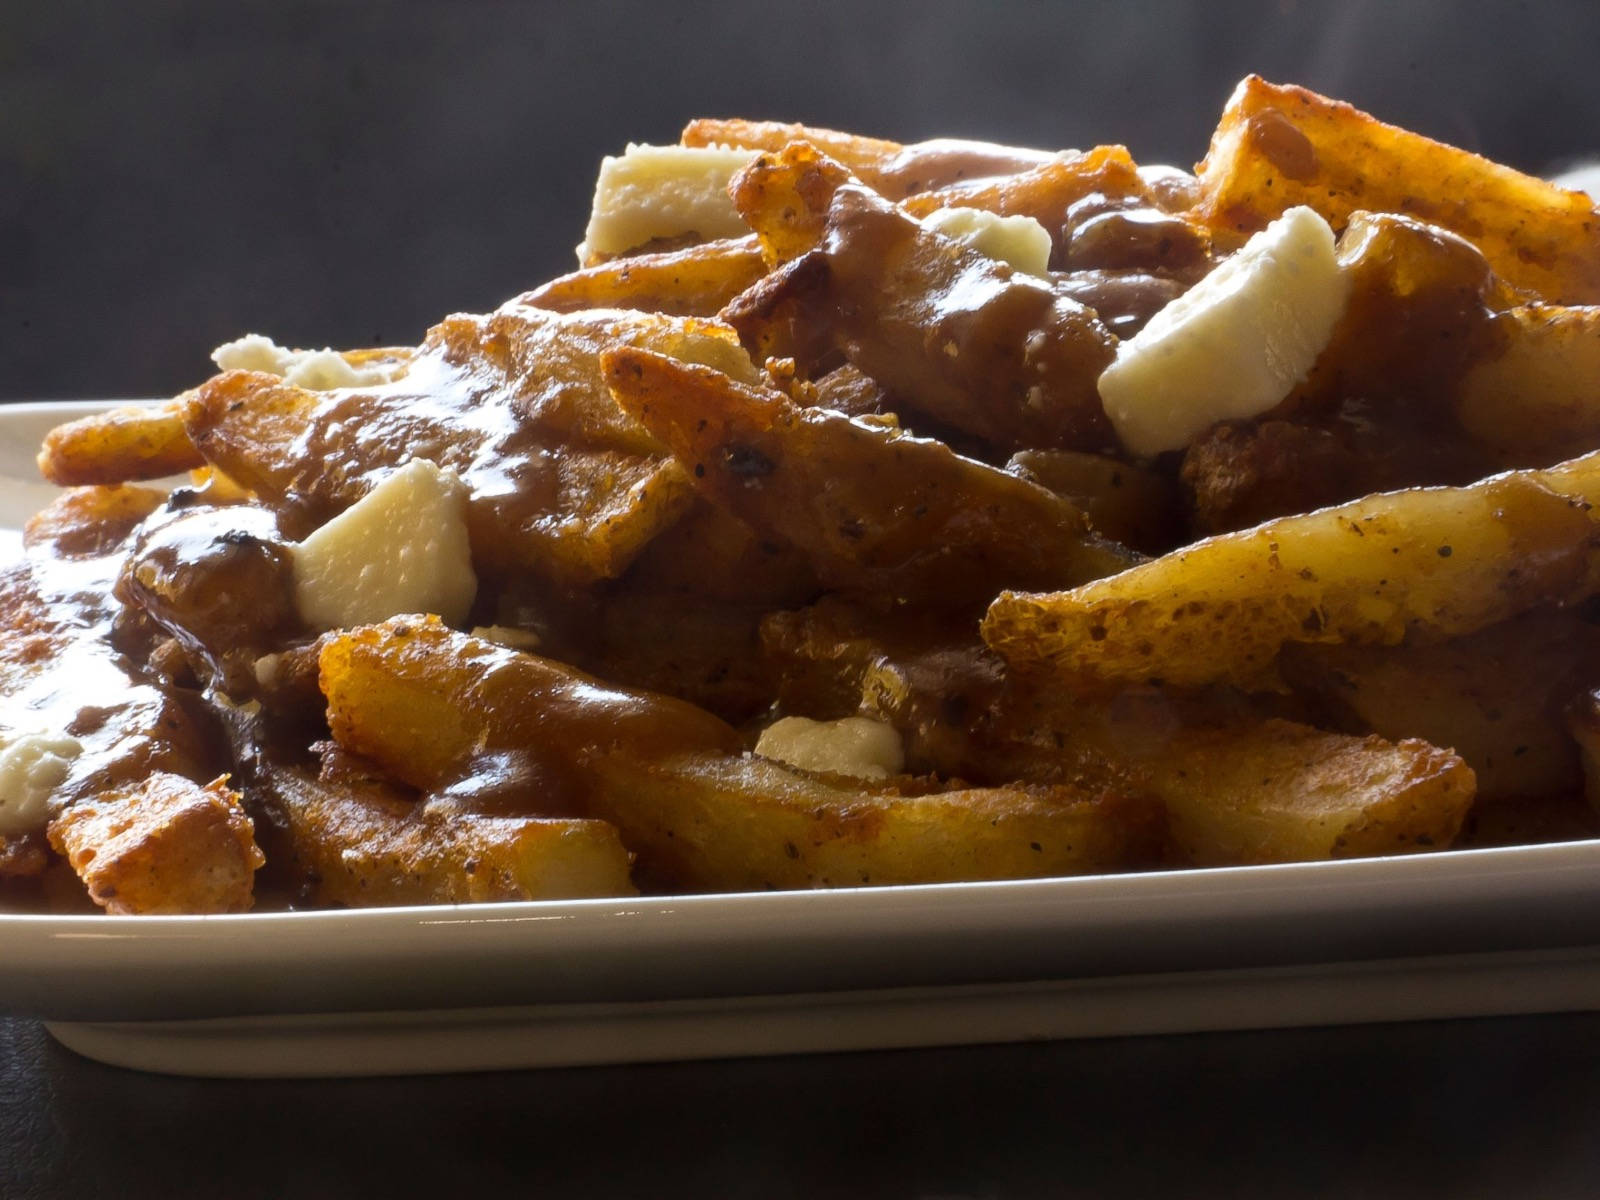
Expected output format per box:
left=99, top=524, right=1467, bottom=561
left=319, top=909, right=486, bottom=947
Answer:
left=584, top=753, right=1164, bottom=891
left=685, top=118, right=904, bottom=184
left=602, top=347, right=1133, bottom=604
left=727, top=141, right=853, bottom=266
left=900, top=143, right=1144, bottom=227
left=46, top=774, right=262, bottom=914
left=319, top=619, right=1163, bottom=890
left=1457, top=304, right=1600, bottom=460
left=253, top=756, right=637, bottom=906
left=1193, top=76, right=1600, bottom=303
left=36, top=399, right=203, bottom=487
left=23, top=484, right=168, bottom=558
left=984, top=456, right=1600, bottom=690
left=683, top=119, right=1053, bottom=200
left=521, top=235, right=767, bottom=317
left=1283, top=611, right=1600, bottom=804
left=186, top=305, right=756, bottom=583
left=319, top=618, right=744, bottom=795
left=765, top=607, right=1477, bottom=865
left=1006, top=449, right=1182, bottom=553
left=1144, top=720, right=1473, bottom=865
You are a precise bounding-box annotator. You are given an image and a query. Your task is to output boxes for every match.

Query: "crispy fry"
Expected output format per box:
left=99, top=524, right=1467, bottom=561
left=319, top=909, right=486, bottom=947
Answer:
left=23, top=484, right=168, bottom=558
left=984, top=457, right=1600, bottom=691
left=683, top=119, right=1053, bottom=200
left=1283, top=611, right=1600, bottom=803
left=901, top=143, right=1143, bottom=226
left=1145, top=721, right=1473, bottom=865
left=1457, top=304, right=1600, bottom=461
left=727, top=141, right=854, bottom=266
left=47, top=773, right=262, bottom=914
left=586, top=753, right=1164, bottom=891
left=253, top=755, right=636, bottom=906
left=602, top=347, right=1132, bottom=605
left=522, top=235, right=768, bottom=317
left=36, top=399, right=203, bottom=487
left=186, top=305, right=756, bottom=583
left=1193, top=76, right=1600, bottom=303
left=319, top=619, right=1163, bottom=890
left=763, top=605, right=1475, bottom=865
left=685, top=118, right=903, bottom=182
left=319, top=618, right=743, bottom=800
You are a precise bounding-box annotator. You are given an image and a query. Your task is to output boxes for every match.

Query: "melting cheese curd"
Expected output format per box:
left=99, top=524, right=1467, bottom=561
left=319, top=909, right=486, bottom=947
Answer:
left=292, top=459, right=477, bottom=631
left=0, top=731, right=83, bottom=837
left=1096, top=204, right=1349, bottom=457
left=212, top=334, right=402, bottom=391
left=577, top=143, right=758, bottom=262
left=754, top=716, right=906, bottom=781
left=922, top=206, right=1053, bottom=276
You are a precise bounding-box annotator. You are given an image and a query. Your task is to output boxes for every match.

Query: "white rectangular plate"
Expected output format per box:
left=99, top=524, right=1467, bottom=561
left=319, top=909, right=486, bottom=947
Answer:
left=6, top=400, right=1600, bottom=1077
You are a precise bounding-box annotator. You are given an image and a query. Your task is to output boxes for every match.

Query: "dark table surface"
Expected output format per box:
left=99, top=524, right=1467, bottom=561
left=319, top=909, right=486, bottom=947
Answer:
left=6, top=1009, right=1600, bottom=1198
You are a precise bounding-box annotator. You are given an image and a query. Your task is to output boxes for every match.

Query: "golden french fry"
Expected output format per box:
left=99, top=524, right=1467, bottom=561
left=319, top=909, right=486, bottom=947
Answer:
left=1284, top=611, right=1600, bottom=804
left=37, top=399, right=203, bottom=487
left=584, top=753, right=1164, bottom=891
left=776, top=609, right=1478, bottom=866
left=727, top=140, right=854, bottom=266
left=522, top=235, right=767, bottom=317
left=901, top=143, right=1144, bottom=225
left=1193, top=76, right=1600, bottom=303
left=723, top=149, right=1119, bottom=455
left=23, top=484, right=168, bottom=558
left=187, top=305, right=756, bottom=582
left=1457, top=304, right=1600, bottom=460
left=984, top=455, right=1600, bottom=690
left=683, top=119, right=1052, bottom=200
left=1147, top=721, right=1473, bottom=865
left=685, top=117, right=904, bottom=181
left=254, top=757, right=637, bottom=906
left=47, top=774, right=262, bottom=914
left=319, top=619, right=1163, bottom=891
left=602, top=347, right=1133, bottom=604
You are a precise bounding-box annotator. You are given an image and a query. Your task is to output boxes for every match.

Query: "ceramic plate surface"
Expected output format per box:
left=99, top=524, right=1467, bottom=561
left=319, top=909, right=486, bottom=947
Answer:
left=6, top=401, right=1600, bottom=1076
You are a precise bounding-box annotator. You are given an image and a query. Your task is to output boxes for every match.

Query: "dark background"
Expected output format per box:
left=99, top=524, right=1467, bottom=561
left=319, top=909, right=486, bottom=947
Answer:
left=4, top=0, right=1599, bottom=401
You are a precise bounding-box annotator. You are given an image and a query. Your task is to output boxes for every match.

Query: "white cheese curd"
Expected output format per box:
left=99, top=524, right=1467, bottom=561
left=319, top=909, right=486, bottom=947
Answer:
left=1096, top=204, right=1350, bottom=457
left=922, top=206, right=1054, bottom=277
left=291, top=459, right=477, bottom=631
left=0, top=731, right=83, bottom=837
left=754, top=716, right=906, bottom=781
left=577, top=143, right=758, bottom=263
left=212, top=334, right=400, bottom=391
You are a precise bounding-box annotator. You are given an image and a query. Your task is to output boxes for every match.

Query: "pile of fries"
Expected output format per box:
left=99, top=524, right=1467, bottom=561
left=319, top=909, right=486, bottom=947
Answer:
left=6, top=77, right=1600, bottom=914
